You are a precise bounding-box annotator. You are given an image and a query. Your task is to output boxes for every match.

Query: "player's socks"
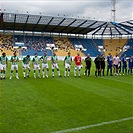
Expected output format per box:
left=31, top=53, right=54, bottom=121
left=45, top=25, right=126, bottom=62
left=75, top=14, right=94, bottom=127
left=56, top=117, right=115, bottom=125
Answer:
left=1, top=73, right=3, bottom=78
left=16, top=73, right=19, bottom=79
left=74, top=69, right=76, bottom=77
left=34, top=73, right=36, bottom=78
left=10, top=72, right=13, bottom=79
left=110, top=69, right=113, bottom=76
left=88, top=71, right=90, bottom=77
left=78, top=70, right=80, bottom=77
left=58, top=71, right=61, bottom=76
left=84, top=70, right=87, bottom=76
left=64, top=71, right=66, bottom=77
left=42, top=71, right=44, bottom=78
left=95, top=71, right=97, bottom=77
left=125, top=69, right=127, bottom=75
left=3, top=72, right=5, bottom=79
left=98, top=71, right=101, bottom=76
left=23, top=72, right=26, bottom=77
left=28, top=70, right=30, bottom=75
left=46, top=70, right=49, bottom=77
left=52, top=72, right=54, bottom=77
left=68, top=70, right=70, bottom=77
left=38, top=73, right=41, bottom=78
left=107, top=69, right=109, bottom=76
left=103, top=70, right=105, bottom=76
left=0, top=72, right=1, bottom=78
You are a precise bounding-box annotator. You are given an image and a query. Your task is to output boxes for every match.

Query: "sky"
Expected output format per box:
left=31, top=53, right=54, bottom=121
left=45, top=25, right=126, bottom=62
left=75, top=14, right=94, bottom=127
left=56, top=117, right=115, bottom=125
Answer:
left=0, top=0, right=132, bottom=22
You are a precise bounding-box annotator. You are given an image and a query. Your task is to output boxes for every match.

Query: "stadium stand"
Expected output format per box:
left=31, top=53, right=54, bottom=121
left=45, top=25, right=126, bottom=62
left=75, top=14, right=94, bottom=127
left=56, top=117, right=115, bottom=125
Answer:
left=104, top=38, right=127, bottom=57
left=121, top=38, right=133, bottom=57
left=77, top=38, right=103, bottom=57
left=0, top=34, right=131, bottom=57
left=54, top=37, right=74, bottom=51
left=14, top=35, right=54, bottom=56
left=54, top=37, right=84, bottom=56
left=0, top=34, right=15, bottom=55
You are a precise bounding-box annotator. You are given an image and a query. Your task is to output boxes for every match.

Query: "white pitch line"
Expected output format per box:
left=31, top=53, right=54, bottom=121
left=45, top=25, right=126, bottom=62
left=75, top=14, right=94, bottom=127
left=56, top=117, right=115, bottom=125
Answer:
left=51, top=117, right=133, bottom=133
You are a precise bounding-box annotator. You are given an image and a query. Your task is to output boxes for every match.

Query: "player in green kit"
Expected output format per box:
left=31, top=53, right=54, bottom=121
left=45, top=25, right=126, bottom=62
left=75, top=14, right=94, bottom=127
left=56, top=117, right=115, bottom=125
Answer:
left=22, top=55, right=30, bottom=78
left=64, top=52, right=72, bottom=77
left=32, top=53, right=41, bottom=78
left=40, top=52, right=49, bottom=78
left=51, top=52, right=61, bottom=78
left=10, top=52, right=19, bottom=79
left=0, top=52, right=8, bottom=79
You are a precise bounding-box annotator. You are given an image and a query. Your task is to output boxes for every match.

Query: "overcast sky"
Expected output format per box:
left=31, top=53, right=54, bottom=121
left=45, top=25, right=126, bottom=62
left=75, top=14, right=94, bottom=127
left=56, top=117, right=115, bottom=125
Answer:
left=0, top=0, right=132, bottom=22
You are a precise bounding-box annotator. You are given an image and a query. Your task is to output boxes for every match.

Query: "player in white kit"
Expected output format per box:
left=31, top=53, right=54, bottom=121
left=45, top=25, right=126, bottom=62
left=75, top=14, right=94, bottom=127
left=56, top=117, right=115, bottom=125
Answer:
left=0, top=52, right=8, bottom=79
left=10, top=52, right=19, bottom=79
left=40, top=52, right=49, bottom=78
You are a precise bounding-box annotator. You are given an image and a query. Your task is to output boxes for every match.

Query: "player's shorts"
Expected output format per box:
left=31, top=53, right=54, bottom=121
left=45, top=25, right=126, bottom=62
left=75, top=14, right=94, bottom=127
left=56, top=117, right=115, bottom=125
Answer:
left=86, top=65, right=91, bottom=70
left=96, top=65, right=100, bottom=70
left=128, top=65, right=132, bottom=69
left=75, top=65, right=82, bottom=70
left=123, top=65, right=127, bottom=68
left=114, top=64, right=118, bottom=69
left=0, top=64, right=2, bottom=70
left=52, top=63, right=59, bottom=69
left=11, top=65, right=18, bottom=70
left=23, top=64, right=30, bottom=70
left=101, top=64, right=105, bottom=69
left=1, top=64, right=6, bottom=71
left=65, top=63, right=71, bottom=69
left=107, top=64, right=112, bottom=69
left=33, top=64, right=40, bottom=70
left=42, top=63, right=49, bottom=69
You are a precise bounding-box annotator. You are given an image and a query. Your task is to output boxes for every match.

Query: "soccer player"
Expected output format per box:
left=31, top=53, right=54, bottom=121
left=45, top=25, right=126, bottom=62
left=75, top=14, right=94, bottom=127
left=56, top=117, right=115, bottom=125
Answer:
left=64, top=52, right=72, bottom=77
left=118, top=55, right=122, bottom=75
left=84, top=54, right=91, bottom=77
left=0, top=58, right=1, bottom=80
left=32, top=53, right=41, bottom=78
left=113, top=53, right=120, bottom=76
left=122, top=54, right=127, bottom=75
left=101, top=54, right=105, bottom=76
left=0, top=52, right=8, bottom=79
left=107, top=53, right=113, bottom=76
left=51, top=52, right=61, bottom=78
left=10, top=52, right=19, bottom=79
left=94, top=54, right=101, bottom=77
left=128, top=55, right=133, bottom=75
left=74, top=53, right=82, bottom=77
left=22, top=55, right=30, bottom=78
left=132, top=55, right=133, bottom=74
left=40, top=52, right=49, bottom=78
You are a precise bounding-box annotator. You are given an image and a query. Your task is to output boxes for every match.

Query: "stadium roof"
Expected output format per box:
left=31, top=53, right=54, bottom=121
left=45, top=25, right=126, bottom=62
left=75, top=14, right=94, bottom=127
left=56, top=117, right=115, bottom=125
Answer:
left=0, top=12, right=106, bottom=34
left=91, top=21, right=133, bottom=36
left=0, top=12, right=133, bottom=36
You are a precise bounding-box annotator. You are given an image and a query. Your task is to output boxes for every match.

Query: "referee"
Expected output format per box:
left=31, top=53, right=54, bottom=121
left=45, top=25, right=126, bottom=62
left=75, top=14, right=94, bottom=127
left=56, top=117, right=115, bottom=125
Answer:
left=84, top=54, right=92, bottom=77
left=101, top=54, right=105, bottom=76
left=94, top=54, right=101, bottom=77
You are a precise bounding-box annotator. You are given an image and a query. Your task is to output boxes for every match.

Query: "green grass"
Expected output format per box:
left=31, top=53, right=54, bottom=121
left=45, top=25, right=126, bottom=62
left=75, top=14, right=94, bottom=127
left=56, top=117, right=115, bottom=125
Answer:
left=0, top=61, right=133, bottom=133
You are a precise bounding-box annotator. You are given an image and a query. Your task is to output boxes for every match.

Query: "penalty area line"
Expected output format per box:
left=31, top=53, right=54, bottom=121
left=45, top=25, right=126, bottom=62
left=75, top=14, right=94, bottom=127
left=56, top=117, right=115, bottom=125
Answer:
left=51, top=117, right=133, bottom=133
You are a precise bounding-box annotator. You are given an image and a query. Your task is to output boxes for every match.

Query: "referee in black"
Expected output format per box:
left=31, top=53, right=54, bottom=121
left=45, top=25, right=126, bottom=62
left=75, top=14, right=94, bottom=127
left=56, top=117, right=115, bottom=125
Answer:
left=94, top=54, right=101, bottom=77
left=84, top=54, right=92, bottom=77
left=101, top=54, right=105, bottom=76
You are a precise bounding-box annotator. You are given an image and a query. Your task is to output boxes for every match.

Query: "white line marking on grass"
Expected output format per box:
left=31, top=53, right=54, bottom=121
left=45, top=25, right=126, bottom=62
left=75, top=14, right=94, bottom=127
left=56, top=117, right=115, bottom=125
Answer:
left=101, top=77, right=133, bottom=84
left=51, top=117, right=133, bottom=133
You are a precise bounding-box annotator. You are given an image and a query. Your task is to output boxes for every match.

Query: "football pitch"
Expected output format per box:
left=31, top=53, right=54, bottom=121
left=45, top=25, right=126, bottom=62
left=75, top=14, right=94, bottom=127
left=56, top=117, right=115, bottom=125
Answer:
left=0, top=61, right=133, bottom=133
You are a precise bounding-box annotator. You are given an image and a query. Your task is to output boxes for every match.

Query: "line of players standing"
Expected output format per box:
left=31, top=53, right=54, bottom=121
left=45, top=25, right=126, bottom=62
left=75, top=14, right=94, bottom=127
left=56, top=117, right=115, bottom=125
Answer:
left=0, top=51, right=133, bottom=80
left=92, top=53, right=133, bottom=77
left=0, top=51, right=81, bottom=79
